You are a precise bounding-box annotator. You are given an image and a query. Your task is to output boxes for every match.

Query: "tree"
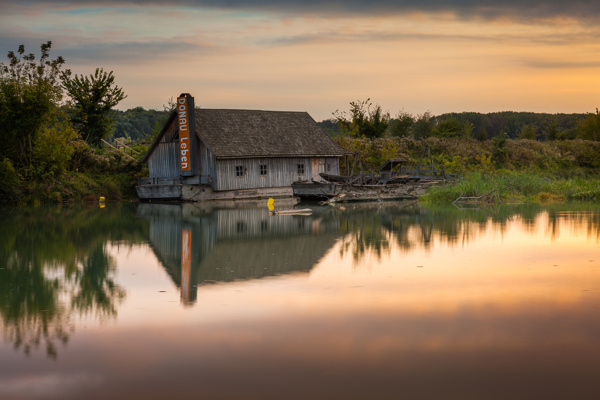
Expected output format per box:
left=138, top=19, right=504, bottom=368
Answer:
left=519, top=124, right=537, bottom=140
left=544, top=116, right=559, bottom=141
left=63, top=68, right=126, bottom=146
left=432, top=117, right=461, bottom=138
left=473, top=127, right=488, bottom=141
left=0, top=41, right=67, bottom=168
left=333, top=98, right=389, bottom=138
left=576, top=109, right=600, bottom=141
left=412, top=111, right=435, bottom=139
left=389, top=110, right=414, bottom=137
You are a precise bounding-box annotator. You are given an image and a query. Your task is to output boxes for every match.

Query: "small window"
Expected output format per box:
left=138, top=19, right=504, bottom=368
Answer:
left=260, top=164, right=268, bottom=176
left=297, top=163, right=305, bottom=175
left=235, top=165, right=244, bottom=177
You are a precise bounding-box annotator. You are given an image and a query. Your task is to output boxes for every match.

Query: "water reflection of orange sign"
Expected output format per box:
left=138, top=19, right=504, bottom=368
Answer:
left=177, top=96, right=191, bottom=172
left=181, top=228, right=192, bottom=304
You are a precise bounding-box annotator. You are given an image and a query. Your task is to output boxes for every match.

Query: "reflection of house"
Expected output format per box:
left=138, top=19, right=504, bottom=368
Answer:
left=137, top=203, right=341, bottom=305
left=137, top=94, right=349, bottom=201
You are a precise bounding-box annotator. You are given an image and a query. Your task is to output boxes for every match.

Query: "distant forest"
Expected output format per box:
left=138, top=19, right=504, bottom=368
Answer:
left=109, top=107, right=592, bottom=142
left=110, top=107, right=170, bottom=142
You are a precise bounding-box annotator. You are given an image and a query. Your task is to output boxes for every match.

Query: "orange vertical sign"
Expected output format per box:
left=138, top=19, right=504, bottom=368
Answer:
left=181, top=228, right=192, bottom=303
left=177, top=96, right=191, bottom=172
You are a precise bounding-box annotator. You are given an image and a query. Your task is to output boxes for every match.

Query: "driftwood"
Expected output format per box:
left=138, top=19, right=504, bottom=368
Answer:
left=453, top=185, right=513, bottom=205
left=268, top=208, right=312, bottom=216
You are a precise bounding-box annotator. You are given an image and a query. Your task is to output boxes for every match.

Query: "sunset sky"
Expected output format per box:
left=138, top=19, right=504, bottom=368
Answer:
left=2, top=0, right=600, bottom=120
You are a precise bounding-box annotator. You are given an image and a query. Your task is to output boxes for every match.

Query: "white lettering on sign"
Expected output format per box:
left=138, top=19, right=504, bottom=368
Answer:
left=177, top=96, right=191, bottom=172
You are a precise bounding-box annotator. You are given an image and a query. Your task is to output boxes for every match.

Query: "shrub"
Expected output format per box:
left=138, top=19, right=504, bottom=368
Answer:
left=0, top=158, right=21, bottom=204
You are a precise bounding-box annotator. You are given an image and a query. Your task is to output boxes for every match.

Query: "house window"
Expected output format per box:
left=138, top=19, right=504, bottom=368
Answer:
left=235, top=165, right=244, bottom=177
left=260, top=164, right=268, bottom=176
left=297, top=163, right=305, bottom=175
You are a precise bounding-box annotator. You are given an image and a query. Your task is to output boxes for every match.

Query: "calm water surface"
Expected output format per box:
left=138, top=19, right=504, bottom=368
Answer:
left=1, top=201, right=600, bottom=400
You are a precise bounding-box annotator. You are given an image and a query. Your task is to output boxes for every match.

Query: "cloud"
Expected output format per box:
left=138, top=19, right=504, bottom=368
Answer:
left=8, top=0, right=600, bottom=21
left=522, top=59, right=600, bottom=69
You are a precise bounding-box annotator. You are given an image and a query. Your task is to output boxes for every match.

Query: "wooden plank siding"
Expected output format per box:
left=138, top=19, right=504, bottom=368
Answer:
left=148, top=122, right=201, bottom=178
left=214, top=156, right=339, bottom=191
left=198, top=141, right=217, bottom=187
left=148, top=141, right=180, bottom=178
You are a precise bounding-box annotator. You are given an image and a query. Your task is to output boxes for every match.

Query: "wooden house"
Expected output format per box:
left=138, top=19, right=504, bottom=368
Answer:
left=137, top=94, right=349, bottom=201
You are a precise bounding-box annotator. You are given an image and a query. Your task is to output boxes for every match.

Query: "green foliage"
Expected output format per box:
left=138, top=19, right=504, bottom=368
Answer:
left=110, top=107, right=169, bottom=141
left=0, top=158, right=21, bottom=204
left=432, top=117, right=462, bottom=138
left=519, top=124, right=537, bottom=140
left=575, top=109, right=600, bottom=141
left=0, top=41, right=67, bottom=168
left=436, top=111, right=582, bottom=141
left=389, top=110, right=414, bottom=137
left=412, top=111, right=435, bottom=139
left=545, top=117, right=559, bottom=141
left=492, top=132, right=509, bottom=165
left=334, top=98, right=389, bottom=138
left=444, top=154, right=493, bottom=175
left=423, top=170, right=600, bottom=204
left=24, top=117, right=78, bottom=180
left=473, top=126, right=488, bottom=141
left=63, top=68, right=127, bottom=146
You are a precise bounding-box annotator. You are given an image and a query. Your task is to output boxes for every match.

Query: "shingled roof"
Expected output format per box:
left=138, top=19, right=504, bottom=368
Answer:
left=195, top=109, right=348, bottom=158
left=143, top=108, right=349, bottom=162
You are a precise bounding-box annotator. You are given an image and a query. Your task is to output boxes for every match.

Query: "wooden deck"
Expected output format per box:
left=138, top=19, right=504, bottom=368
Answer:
left=137, top=179, right=294, bottom=202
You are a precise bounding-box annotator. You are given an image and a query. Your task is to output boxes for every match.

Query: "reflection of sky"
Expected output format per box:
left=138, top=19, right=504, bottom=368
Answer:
left=2, top=210, right=600, bottom=399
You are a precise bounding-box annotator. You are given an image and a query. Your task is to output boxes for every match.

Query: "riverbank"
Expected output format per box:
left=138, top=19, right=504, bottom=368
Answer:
left=420, top=171, right=600, bottom=204
left=4, top=136, right=600, bottom=206
left=0, top=142, right=144, bottom=206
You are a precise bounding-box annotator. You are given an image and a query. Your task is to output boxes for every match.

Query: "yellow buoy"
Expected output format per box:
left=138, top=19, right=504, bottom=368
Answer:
left=267, top=198, right=274, bottom=211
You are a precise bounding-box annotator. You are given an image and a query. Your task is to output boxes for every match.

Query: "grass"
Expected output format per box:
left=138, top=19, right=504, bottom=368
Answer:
left=421, top=171, right=600, bottom=204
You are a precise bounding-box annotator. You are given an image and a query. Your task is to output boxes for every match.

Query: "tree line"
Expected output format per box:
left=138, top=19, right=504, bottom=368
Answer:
left=325, top=98, right=598, bottom=141
left=108, top=99, right=597, bottom=144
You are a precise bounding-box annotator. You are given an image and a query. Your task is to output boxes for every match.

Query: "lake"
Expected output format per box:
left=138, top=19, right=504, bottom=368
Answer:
left=1, top=200, right=600, bottom=400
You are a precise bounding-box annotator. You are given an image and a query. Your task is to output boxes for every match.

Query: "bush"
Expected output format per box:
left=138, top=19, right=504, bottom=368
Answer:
left=0, top=158, right=21, bottom=204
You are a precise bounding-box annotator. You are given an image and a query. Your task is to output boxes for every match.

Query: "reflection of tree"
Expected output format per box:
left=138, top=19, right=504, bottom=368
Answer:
left=336, top=202, right=600, bottom=265
left=338, top=207, right=391, bottom=263
left=0, top=257, right=71, bottom=359
left=0, top=204, right=145, bottom=359
left=70, top=244, right=125, bottom=319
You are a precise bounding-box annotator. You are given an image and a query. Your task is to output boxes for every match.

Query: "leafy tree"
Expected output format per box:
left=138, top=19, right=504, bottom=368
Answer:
left=519, top=124, right=537, bottom=140
left=389, top=110, right=414, bottom=137
left=25, top=118, right=78, bottom=180
left=0, top=158, right=21, bottom=204
left=576, top=109, right=600, bottom=141
left=412, top=111, right=435, bottom=139
left=110, top=107, right=169, bottom=142
left=63, top=68, right=127, bottom=146
left=473, top=127, right=488, bottom=141
left=0, top=41, right=67, bottom=168
left=492, top=132, right=509, bottom=164
left=432, top=117, right=461, bottom=138
left=334, top=98, right=389, bottom=138
left=545, top=117, right=559, bottom=141
left=461, top=121, right=475, bottom=138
